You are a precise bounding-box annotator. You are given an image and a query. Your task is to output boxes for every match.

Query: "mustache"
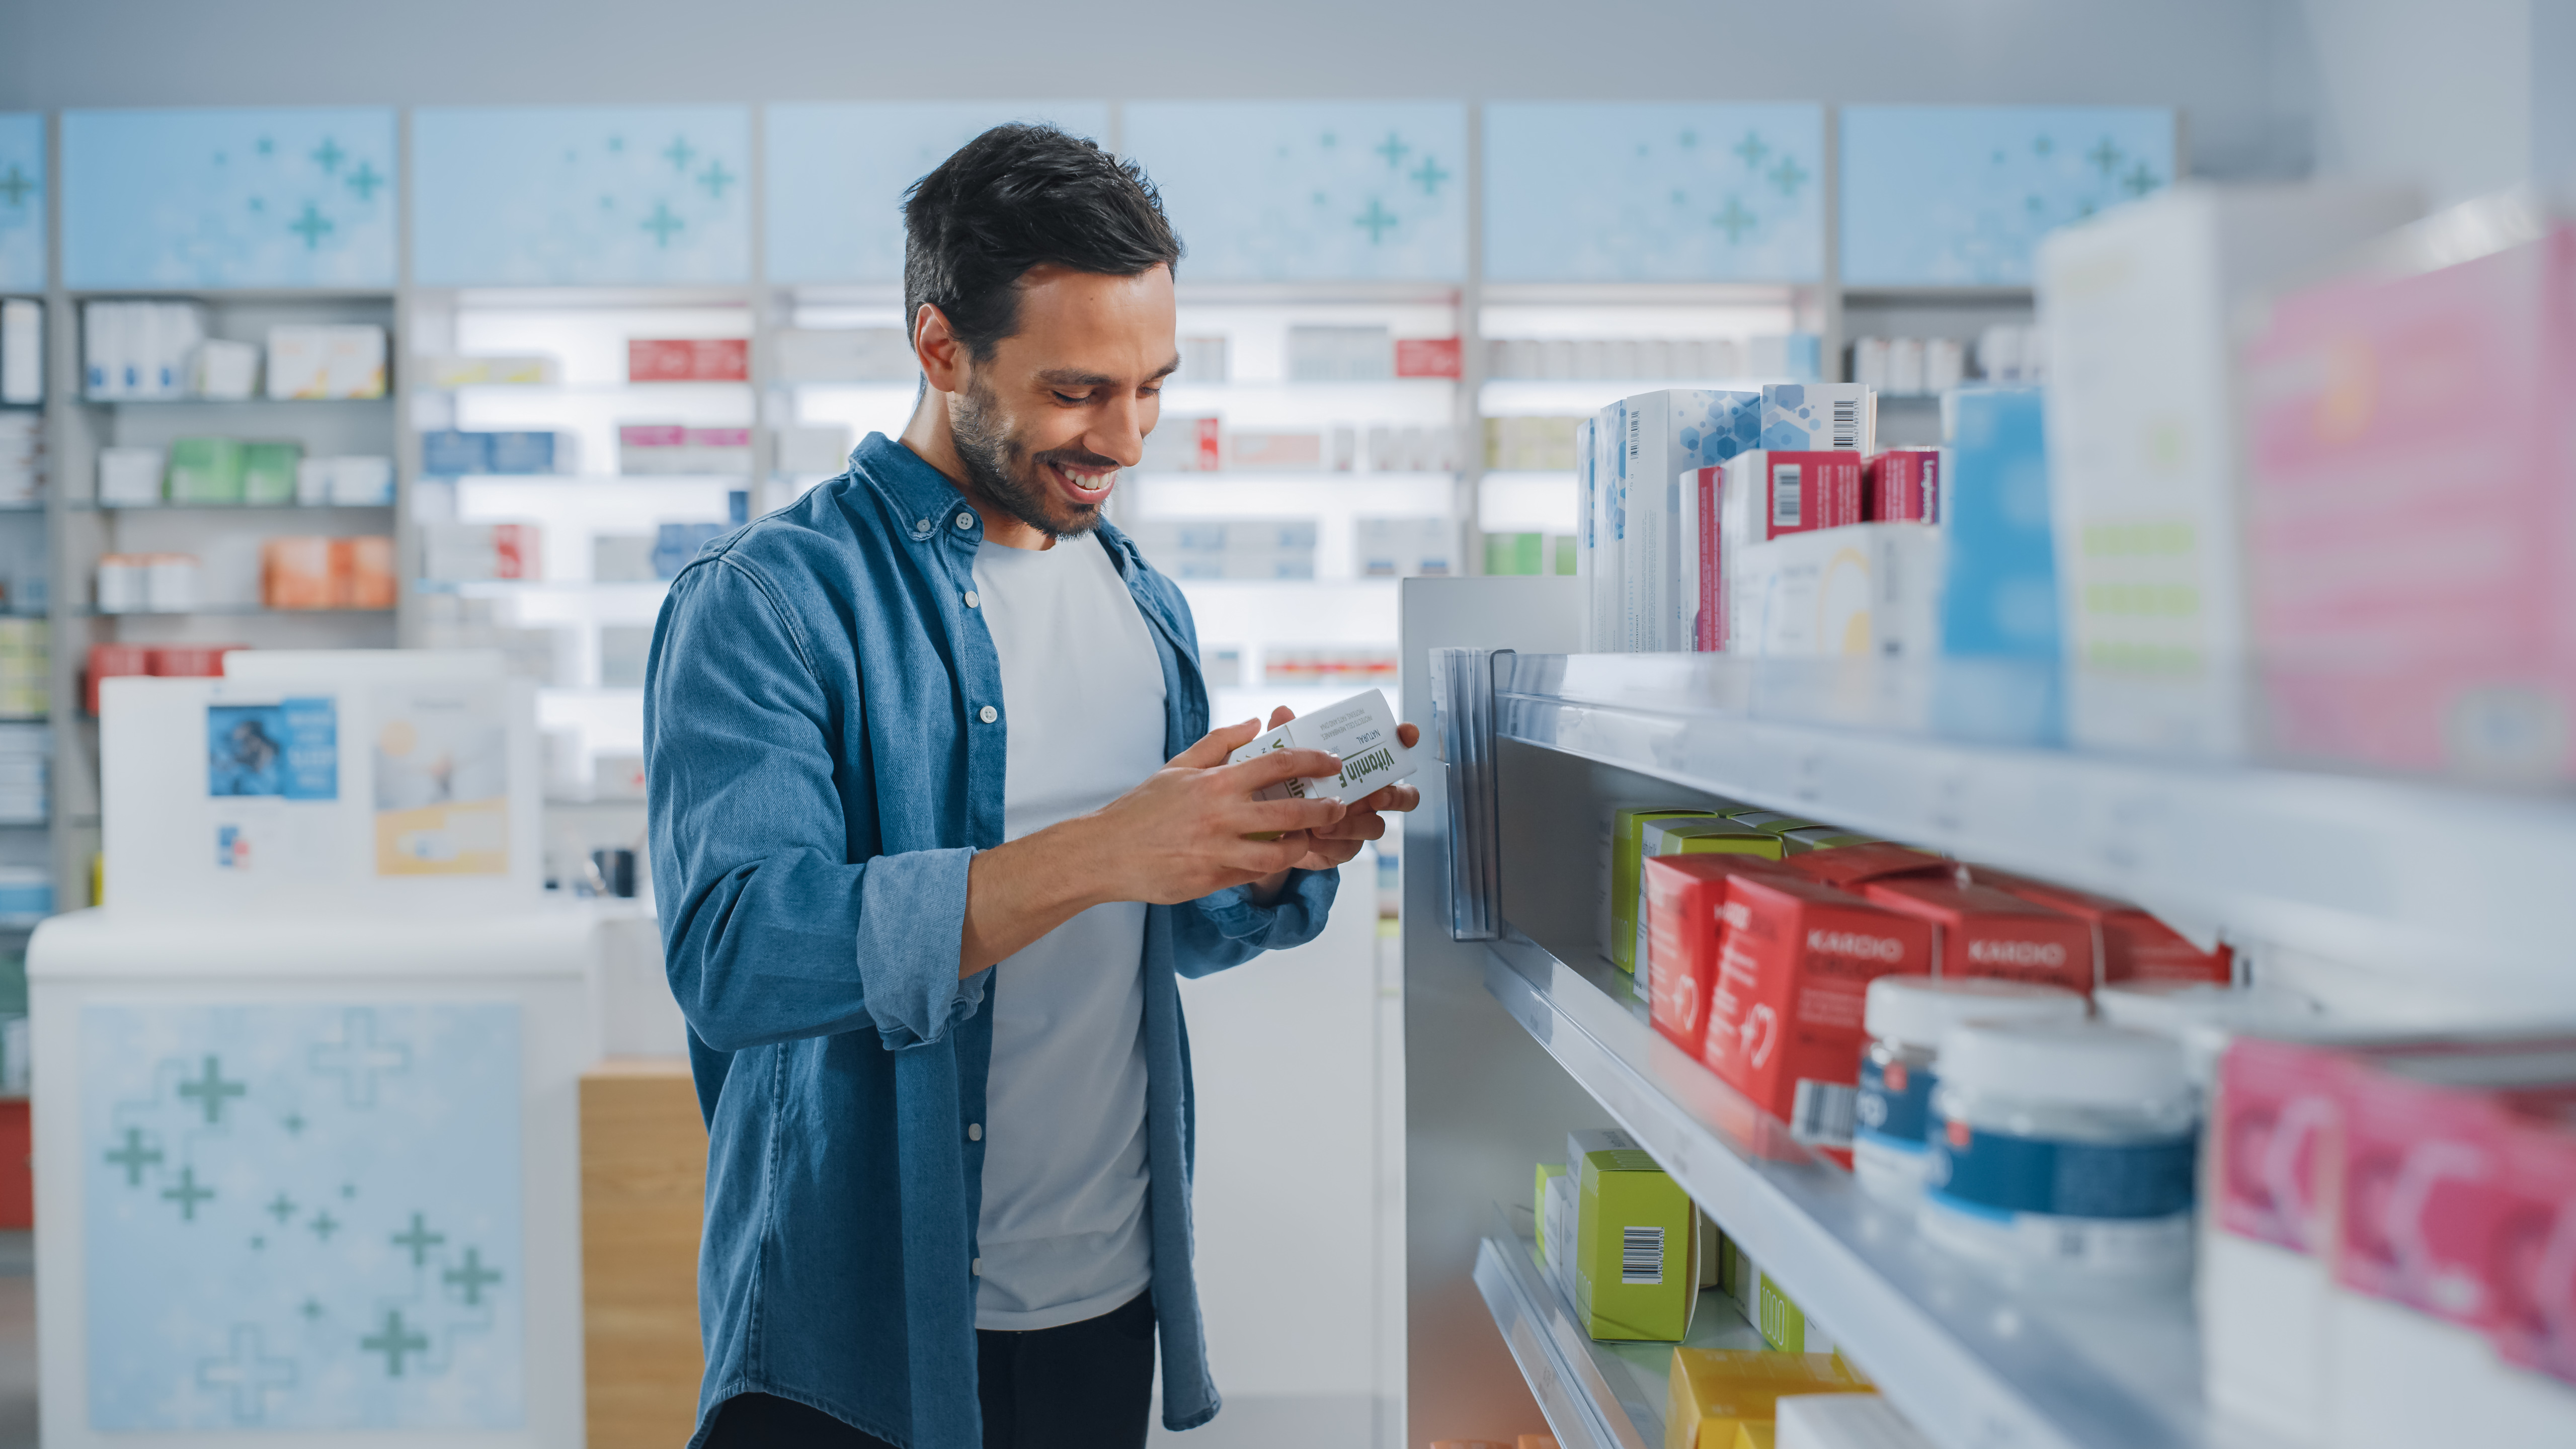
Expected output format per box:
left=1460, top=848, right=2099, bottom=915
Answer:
left=1034, top=446, right=1122, bottom=473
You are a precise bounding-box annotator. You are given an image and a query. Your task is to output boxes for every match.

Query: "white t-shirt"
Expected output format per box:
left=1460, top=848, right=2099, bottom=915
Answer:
left=970, top=531, right=1169, bottom=1331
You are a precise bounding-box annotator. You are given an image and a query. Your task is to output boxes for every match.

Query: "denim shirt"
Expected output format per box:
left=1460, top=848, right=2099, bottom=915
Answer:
left=644, top=433, right=1337, bottom=1449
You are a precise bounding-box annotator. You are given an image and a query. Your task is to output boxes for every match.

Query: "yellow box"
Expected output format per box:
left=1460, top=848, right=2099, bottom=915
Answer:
left=1734, top=1427, right=1776, bottom=1449
left=1664, top=1349, right=1873, bottom=1449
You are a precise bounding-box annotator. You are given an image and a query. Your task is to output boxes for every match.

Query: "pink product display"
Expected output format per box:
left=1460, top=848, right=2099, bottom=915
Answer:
left=2240, top=219, right=2576, bottom=782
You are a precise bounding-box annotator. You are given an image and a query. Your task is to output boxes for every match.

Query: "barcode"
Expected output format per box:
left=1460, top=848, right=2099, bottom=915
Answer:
left=1831, top=399, right=1860, bottom=450
left=1621, top=1226, right=1666, bottom=1284
left=1791, top=1079, right=1858, bottom=1148
left=1772, top=463, right=1802, bottom=527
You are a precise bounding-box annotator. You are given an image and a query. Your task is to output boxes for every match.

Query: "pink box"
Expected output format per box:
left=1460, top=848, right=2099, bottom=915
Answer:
left=2494, top=1107, right=2576, bottom=1385
left=2241, top=218, right=2576, bottom=781
left=1866, top=448, right=1939, bottom=523
left=1394, top=338, right=1463, bottom=378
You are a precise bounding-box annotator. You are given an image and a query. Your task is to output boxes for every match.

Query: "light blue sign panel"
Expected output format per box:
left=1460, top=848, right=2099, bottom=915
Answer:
left=1840, top=106, right=2177, bottom=286
left=62, top=109, right=396, bottom=290
left=415, top=106, right=750, bottom=286
left=768, top=102, right=1111, bottom=285
left=1122, top=102, right=1467, bottom=282
left=84, top=1002, right=524, bottom=1429
left=0, top=114, right=43, bottom=290
left=1485, top=104, right=1824, bottom=283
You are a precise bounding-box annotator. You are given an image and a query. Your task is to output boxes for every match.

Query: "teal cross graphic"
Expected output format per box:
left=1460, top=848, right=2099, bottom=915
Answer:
left=1678, top=129, right=1699, bottom=148
left=2122, top=161, right=2160, bottom=197
left=392, top=1212, right=446, bottom=1267
left=1409, top=155, right=1450, bottom=197
left=161, top=1166, right=214, bottom=1221
left=608, top=135, right=625, bottom=151
left=663, top=135, right=696, bottom=172
left=256, top=136, right=274, bottom=155
left=640, top=202, right=685, bottom=247
left=307, top=1210, right=340, bottom=1242
left=2034, top=134, right=2055, bottom=157
left=198, top=1325, right=296, bottom=1424
left=265, top=1192, right=297, bottom=1224
left=105, top=1128, right=162, bottom=1186
left=360, top=1309, right=430, bottom=1377
left=0, top=165, right=31, bottom=208
left=280, top=1112, right=305, bottom=1135
left=288, top=203, right=334, bottom=250
left=311, top=137, right=344, bottom=174
left=311, top=1008, right=408, bottom=1107
left=1375, top=132, right=1409, bottom=169
left=1713, top=196, right=1757, bottom=243
left=2027, top=194, right=2045, bottom=213
left=1767, top=155, right=1810, bottom=198
left=178, top=1055, right=247, bottom=1124
left=444, top=1247, right=504, bottom=1306
left=1352, top=198, right=1398, bottom=244
left=2088, top=136, right=2124, bottom=176
left=1734, top=131, right=1768, bottom=170
left=697, top=159, right=736, bottom=199
left=345, top=161, right=383, bottom=201
left=300, top=1297, right=325, bottom=1320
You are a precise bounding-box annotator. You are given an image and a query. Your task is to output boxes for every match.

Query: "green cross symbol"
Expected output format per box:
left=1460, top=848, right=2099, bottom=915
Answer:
left=1375, top=132, right=1410, bottom=169
left=1352, top=198, right=1398, bottom=244
left=307, top=1210, right=340, bottom=1242
left=256, top=136, right=274, bottom=155
left=162, top=1166, right=215, bottom=1221
left=2088, top=136, right=2124, bottom=176
left=392, top=1211, right=447, bottom=1267
left=1734, top=131, right=1768, bottom=170
left=198, top=1324, right=296, bottom=1422
left=288, top=203, right=334, bottom=251
left=360, top=1309, right=430, bottom=1377
left=444, top=1246, right=504, bottom=1306
left=1713, top=196, right=1757, bottom=243
left=663, top=135, right=696, bottom=172
left=2027, top=194, right=2045, bottom=213
left=178, top=1055, right=247, bottom=1124
left=608, top=135, right=625, bottom=151
left=1409, top=155, right=1450, bottom=197
left=265, top=1192, right=297, bottom=1224
left=0, top=165, right=31, bottom=208
left=2034, top=134, right=2055, bottom=157
left=640, top=202, right=685, bottom=247
left=105, top=1128, right=163, bottom=1186
left=300, top=1297, right=325, bottom=1320
left=311, top=137, right=344, bottom=174
left=345, top=161, right=383, bottom=201
left=281, top=1113, right=305, bottom=1135
left=697, top=159, right=735, bottom=199
left=2122, top=161, right=2160, bottom=197
left=1767, top=154, right=1810, bottom=198
left=1678, top=129, right=1698, bottom=148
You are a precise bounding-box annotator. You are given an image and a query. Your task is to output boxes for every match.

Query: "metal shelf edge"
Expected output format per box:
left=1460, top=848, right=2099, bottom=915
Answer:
left=1472, top=1238, right=1643, bottom=1449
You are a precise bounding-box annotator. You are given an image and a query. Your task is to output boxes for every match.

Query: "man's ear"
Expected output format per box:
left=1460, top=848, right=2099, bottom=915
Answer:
left=914, top=303, right=969, bottom=395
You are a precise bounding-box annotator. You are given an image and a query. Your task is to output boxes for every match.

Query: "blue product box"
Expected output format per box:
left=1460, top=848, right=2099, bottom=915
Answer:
left=728, top=490, right=749, bottom=525
left=486, top=431, right=556, bottom=474
left=1939, top=387, right=2057, bottom=658
left=652, top=522, right=726, bottom=579
left=421, top=430, right=492, bottom=476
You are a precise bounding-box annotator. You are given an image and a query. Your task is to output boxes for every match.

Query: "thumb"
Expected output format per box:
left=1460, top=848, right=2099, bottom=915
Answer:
left=1169, top=717, right=1264, bottom=770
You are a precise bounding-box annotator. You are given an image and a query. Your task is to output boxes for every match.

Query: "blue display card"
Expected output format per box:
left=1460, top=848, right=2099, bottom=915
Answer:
left=0, top=114, right=43, bottom=291
left=1485, top=103, right=1825, bottom=283
left=1839, top=105, right=2177, bottom=287
left=1121, top=102, right=1467, bottom=282
left=413, top=106, right=751, bottom=286
left=766, top=102, right=1110, bottom=285
left=62, top=108, right=398, bottom=290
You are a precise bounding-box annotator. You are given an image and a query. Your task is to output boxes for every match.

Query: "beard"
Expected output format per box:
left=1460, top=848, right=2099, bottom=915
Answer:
left=949, top=376, right=1115, bottom=541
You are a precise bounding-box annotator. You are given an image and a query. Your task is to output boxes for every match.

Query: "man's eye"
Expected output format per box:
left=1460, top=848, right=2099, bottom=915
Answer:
left=1053, top=391, right=1090, bottom=405
left=1139, top=386, right=1163, bottom=400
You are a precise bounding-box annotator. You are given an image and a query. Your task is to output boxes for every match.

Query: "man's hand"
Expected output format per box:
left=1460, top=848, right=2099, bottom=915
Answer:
left=1245, top=704, right=1424, bottom=900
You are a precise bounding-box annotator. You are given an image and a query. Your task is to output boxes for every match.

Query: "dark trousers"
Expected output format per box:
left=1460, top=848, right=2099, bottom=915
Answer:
left=703, top=1292, right=1156, bottom=1449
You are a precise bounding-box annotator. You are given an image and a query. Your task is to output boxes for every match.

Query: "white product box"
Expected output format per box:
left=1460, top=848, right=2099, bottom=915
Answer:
left=775, top=424, right=853, bottom=475
left=0, top=298, right=40, bottom=405
left=1226, top=687, right=1415, bottom=806
left=266, top=325, right=328, bottom=398
left=1776, top=1394, right=1933, bottom=1449
left=97, top=447, right=166, bottom=506
left=190, top=337, right=260, bottom=399
left=594, top=754, right=648, bottom=800
left=1352, top=517, right=1456, bottom=578
left=1584, top=407, right=1623, bottom=651
left=1612, top=390, right=1762, bottom=652
left=1925, top=338, right=1966, bottom=393
left=2038, top=182, right=2420, bottom=756
left=329, top=455, right=394, bottom=506
left=1852, top=337, right=1890, bottom=390
left=144, top=553, right=200, bottom=612
left=1887, top=337, right=1926, bottom=395
left=82, top=301, right=117, bottom=398
left=321, top=325, right=387, bottom=398
left=296, top=457, right=333, bottom=506
left=1757, top=383, right=1874, bottom=454
left=1731, top=522, right=1945, bottom=660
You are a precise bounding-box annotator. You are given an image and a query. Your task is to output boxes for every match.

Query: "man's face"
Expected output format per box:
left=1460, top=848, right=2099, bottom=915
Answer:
left=945, top=263, right=1178, bottom=539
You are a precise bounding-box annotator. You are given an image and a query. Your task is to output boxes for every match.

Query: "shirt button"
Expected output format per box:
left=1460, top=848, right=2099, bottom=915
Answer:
left=914, top=518, right=930, bottom=532
left=967, top=1122, right=983, bottom=1142
left=964, top=590, right=980, bottom=609
left=979, top=705, right=998, bottom=724
left=954, top=511, right=975, bottom=530
left=972, top=1257, right=983, bottom=1277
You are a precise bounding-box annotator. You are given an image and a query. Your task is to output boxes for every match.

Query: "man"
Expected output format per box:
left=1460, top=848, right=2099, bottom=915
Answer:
left=646, top=124, right=1419, bottom=1449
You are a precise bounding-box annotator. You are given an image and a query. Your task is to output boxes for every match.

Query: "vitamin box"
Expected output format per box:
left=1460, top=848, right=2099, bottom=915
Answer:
left=1781, top=842, right=1949, bottom=891
left=1643, top=853, right=1790, bottom=1055
left=1567, top=1128, right=1700, bottom=1341
left=1226, top=687, right=1414, bottom=806
left=1970, top=864, right=2232, bottom=985
left=1861, top=875, right=2093, bottom=994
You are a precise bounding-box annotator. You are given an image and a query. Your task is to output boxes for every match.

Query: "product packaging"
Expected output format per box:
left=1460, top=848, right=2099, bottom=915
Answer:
left=1702, top=873, right=1934, bottom=1158
left=1756, top=384, right=1873, bottom=455
left=421, top=522, right=542, bottom=583
left=1967, top=865, right=2232, bottom=985
left=2493, top=1110, right=2576, bottom=1392
left=627, top=337, right=749, bottom=382
left=97, top=448, right=165, bottom=506
left=1774, top=1393, right=1930, bottom=1449
left=1781, top=843, right=1950, bottom=891
left=1582, top=413, right=1621, bottom=651
left=1934, top=389, right=2055, bottom=660
left=422, top=430, right=494, bottom=476
left=1756, top=1272, right=1838, bottom=1355
left=1225, top=687, right=1415, bottom=808
left=425, top=354, right=559, bottom=387
left=1666, top=1349, right=1873, bottom=1449
left=1715, top=451, right=1865, bottom=651
left=262, top=537, right=334, bottom=609
left=327, top=456, right=395, bottom=507
left=240, top=441, right=302, bottom=506
left=165, top=437, right=245, bottom=505
left=1140, top=416, right=1221, bottom=472
left=1535, top=1162, right=1567, bottom=1266
left=1394, top=338, right=1463, bottom=378
left=1566, top=1128, right=1699, bottom=1341
left=0, top=299, right=39, bottom=406
left=1609, top=808, right=1721, bottom=972
left=487, top=431, right=558, bottom=475
left=1644, top=853, right=1791, bottom=1053
left=266, top=324, right=385, bottom=398
left=1634, top=818, right=1786, bottom=998
left=333, top=536, right=395, bottom=609
left=190, top=337, right=259, bottom=399
left=1730, top=522, right=1944, bottom=661
left=1779, top=828, right=1877, bottom=854
left=1609, top=390, right=1762, bottom=652
left=1864, top=449, right=1939, bottom=524
left=1861, top=875, right=2092, bottom=994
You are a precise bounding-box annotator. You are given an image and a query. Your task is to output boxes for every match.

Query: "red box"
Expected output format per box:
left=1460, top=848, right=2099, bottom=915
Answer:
left=1970, top=865, right=2232, bottom=985
left=492, top=523, right=540, bottom=580
left=146, top=645, right=244, bottom=677
left=1394, top=337, right=1463, bottom=378
left=1781, top=842, right=1950, bottom=891
left=1700, top=872, right=1934, bottom=1156
left=1861, top=875, right=2093, bottom=993
left=628, top=337, right=750, bottom=382
left=1711, top=450, right=1864, bottom=648
left=1866, top=448, right=1940, bottom=523
left=0, top=1099, right=24, bottom=1229
left=86, top=642, right=151, bottom=715
left=2494, top=1107, right=2576, bottom=1385
left=1643, top=854, right=1789, bottom=1054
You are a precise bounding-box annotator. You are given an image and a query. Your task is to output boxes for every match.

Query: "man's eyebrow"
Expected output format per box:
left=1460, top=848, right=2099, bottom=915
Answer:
left=1037, top=357, right=1183, bottom=388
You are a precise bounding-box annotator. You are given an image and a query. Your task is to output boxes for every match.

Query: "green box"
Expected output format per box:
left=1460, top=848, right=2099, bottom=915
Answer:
left=1553, top=534, right=1579, bottom=576
left=1633, top=818, right=1785, bottom=1000
left=240, top=440, right=303, bottom=505
left=1756, top=1271, right=1839, bottom=1355
left=1611, top=808, right=1718, bottom=972
left=1780, top=826, right=1879, bottom=855
left=1569, top=1128, right=1699, bottom=1341
left=1724, top=808, right=1829, bottom=836
left=1485, top=531, right=1544, bottom=576
left=166, top=437, right=245, bottom=504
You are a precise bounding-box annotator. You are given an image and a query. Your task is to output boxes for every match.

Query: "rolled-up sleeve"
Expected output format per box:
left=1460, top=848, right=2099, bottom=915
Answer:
left=1170, top=865, right=1341, bottom=980
left=647, top=558, right=982, bottom=1054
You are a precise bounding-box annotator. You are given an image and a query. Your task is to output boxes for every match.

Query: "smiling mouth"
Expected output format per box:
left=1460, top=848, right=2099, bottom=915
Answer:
left=1044, top=455, right=1118, bottom=504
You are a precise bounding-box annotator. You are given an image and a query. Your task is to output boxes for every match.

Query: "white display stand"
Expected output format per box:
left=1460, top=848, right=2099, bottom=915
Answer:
left=31, top=650, right=600, bottom=1446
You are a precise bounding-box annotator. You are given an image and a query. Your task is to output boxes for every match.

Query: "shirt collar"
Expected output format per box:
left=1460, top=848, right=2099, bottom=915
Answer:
left=855, top=431, right=980, bottom=543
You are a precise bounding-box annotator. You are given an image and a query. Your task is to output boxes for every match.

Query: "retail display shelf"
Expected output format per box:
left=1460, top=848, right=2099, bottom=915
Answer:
left=420, top=579, right=670, bottom=594
left=1838, top=285, right=2036, bottom=303
left=436, top=473, right=751, bottom=487
left=1477, top=927, right=2259, bottom=1449
left=435, top=381, right=752, bottom=395
left=63, top=288, right=397, bottom=302
left=79, top=605, right=393, bottom=618
left=1494, top=653, right=2576, bottom=989
left=75, top=395, right=392, bottom=407
left=68, top=500, right=392, bottom=512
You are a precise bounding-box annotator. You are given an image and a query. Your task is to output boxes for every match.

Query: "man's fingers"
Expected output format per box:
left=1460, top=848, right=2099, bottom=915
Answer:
left=1396, top=721, right=1420, bottom=749
left=1267, top=704, right=1297, bottom=729
left=1170, top=717, right=1263, bottom=769
left=1312, top=809, right=1387, bottom=842
left=1347, top=783, right=1420, bottom=815
left=1222, top=747, right=1342, bottom=792
left=1238, top=794, right=1347, bottom=835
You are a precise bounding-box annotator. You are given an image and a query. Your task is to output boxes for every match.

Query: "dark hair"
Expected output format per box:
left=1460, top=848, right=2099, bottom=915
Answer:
left=903, top=124, right=1183, bottom=361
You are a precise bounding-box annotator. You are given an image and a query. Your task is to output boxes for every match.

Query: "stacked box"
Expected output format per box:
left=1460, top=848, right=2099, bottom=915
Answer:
left=1865, top=449, right=1939, bottom=523
left=1713, top=451, right=1865, bottom=650
left=1353, top=517, right=1457, bottom=578
left=266, top=324, right=387, bottom=398
left=263, top=538, right=395, bottom=610
left=241, top=441, right=302, bottom=505
left=1566, top=1128, right=1698, bottom=1341
left=0, top=413, right=39, bottom=505
left=1126, top=518, right=1317, bottom=581
left=1608, top=807, right=1720, bottom=972
left=1730, top=522, right=1944, bottom=661
left=627, top=337, right=749, bottom=382
left=0, top=620, right=45, bottom=717
left=1635, top=819, right=1784, bottom=1001
left=0, top=724, right=47, bottom=823
left=1666, top=1349, right=1872, bottom=1449
left=1968, top=864, right=2231, bottom=985
left=1644, top=853, right=1790, bottom=1054
left=1610, top=390, right=1761, bottom=652
left=166, top=437, right=245, bottom=504
left=422, top=522, right=542, bottom=582
left=1936, top=389, right=2055, bottom=659
left=1861, top=875, right=2093, bottom=993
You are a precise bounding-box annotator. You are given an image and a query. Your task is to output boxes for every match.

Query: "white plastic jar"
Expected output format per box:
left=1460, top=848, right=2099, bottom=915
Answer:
left=1852, top=976, right=2088, bottom=1209
left=2095, top=980, right=2323, bottom=1086
left=1920, top=1020, right=2199, bottom=1293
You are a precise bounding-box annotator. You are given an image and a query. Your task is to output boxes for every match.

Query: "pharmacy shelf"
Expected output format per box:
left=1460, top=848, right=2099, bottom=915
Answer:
left=1474, top=927, right=2250, bottom=1449
left=79, top=605, right=393, bottom=618
left=1494, top=653, right=2576, bottom=992
left=69, top=501, right=392, bottom=512
left=74, top=395, right=391, bottom=407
